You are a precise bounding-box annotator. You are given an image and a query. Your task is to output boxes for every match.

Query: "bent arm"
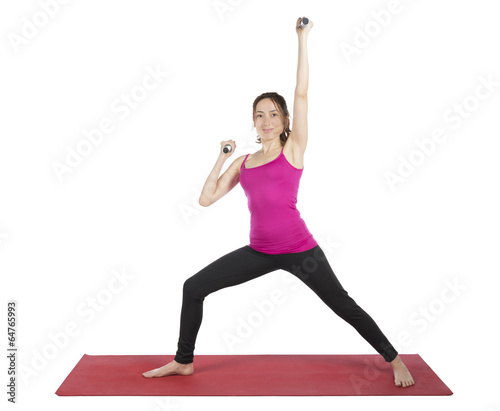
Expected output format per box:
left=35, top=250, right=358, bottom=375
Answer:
left=199, top=154, right=242, bottom=207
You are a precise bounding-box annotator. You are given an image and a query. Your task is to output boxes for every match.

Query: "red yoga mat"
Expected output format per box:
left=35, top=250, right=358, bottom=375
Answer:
left=55, top=353, right=452, bottom=396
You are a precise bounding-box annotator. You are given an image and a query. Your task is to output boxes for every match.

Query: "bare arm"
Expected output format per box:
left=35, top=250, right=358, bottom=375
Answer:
left=290, top=17, right=313, bottom=152
left=199, top=141, right=243, bottom=207
left=295, top=22, right=310, bottom=96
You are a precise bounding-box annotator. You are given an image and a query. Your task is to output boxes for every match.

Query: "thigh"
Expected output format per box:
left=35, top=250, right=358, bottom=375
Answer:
left=277, top=245, right=349, bottom=304
left=185, top=245, right=281, bottom=298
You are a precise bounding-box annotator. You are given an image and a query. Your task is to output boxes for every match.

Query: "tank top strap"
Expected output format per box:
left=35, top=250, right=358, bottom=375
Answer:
left=242, top=153, right=250, bottom=169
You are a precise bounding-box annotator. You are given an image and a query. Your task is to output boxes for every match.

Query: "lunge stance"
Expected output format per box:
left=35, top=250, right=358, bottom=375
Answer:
left=143, top=17, right=414, bottom=387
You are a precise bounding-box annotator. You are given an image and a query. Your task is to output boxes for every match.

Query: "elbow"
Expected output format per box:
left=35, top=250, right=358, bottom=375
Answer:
left=199, top=195, right=212, bottom=207
left=295, top=88, right=308, bottom=98
left=199, top=198, right=211, bottom=207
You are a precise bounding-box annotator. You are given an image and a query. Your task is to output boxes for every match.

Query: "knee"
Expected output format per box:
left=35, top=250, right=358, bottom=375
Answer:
left=182, top=277, right=204, bottom=303
left=182, top=277, right=196, bottom=296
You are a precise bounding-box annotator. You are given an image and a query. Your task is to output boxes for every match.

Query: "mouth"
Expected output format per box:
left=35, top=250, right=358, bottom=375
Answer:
left=263, top=128, right=274, bottom=133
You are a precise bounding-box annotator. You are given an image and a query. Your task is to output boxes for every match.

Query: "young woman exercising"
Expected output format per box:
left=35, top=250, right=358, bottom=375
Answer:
left=143, top=17, right=415, bottom=388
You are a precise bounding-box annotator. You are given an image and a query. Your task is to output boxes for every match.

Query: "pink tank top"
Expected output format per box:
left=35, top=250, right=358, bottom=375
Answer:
left=239, top=146, right=318, bottom=254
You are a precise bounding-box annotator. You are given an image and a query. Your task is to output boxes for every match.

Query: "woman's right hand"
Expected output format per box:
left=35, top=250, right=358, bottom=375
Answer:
left=220, top=139, right=236, bottom=157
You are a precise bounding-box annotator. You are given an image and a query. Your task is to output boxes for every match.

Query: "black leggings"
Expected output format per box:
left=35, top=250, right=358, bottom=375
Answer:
left=174, top=244, right=398, bottom=364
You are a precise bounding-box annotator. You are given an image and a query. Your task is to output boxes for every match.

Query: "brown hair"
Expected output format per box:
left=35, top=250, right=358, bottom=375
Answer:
left=252, top=92, right=291, bottom=145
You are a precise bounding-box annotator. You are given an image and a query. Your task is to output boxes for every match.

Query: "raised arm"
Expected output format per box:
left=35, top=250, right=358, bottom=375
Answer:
left=290, top=17, right=313, bottom=153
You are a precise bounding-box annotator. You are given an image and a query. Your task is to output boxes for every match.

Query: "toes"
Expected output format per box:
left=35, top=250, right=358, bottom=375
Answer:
left=394, top=370, right=415, bottom=387
left=142, top=369, right=158, bottom=378
left=400, top=379, right=414, bottom=387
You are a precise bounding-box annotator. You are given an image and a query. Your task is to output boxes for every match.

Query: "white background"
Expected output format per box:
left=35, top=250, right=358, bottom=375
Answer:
left=1, top=0, right=499, bottom=410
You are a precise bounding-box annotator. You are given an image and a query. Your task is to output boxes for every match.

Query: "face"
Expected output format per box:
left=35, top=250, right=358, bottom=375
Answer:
left=254, top=98, right=288, bottom=143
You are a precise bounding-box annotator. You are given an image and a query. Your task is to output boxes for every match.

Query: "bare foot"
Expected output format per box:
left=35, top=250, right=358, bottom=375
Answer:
left=142, top=359, right=194, bottom=378
left=390, top=355, right=415, bottom=387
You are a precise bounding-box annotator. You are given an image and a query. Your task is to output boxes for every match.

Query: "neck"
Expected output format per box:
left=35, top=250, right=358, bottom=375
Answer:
left=261, top=138, right=282, bottom=155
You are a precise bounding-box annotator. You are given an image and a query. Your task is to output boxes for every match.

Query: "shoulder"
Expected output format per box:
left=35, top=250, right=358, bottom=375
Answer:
left=230, top=154, right=249, bottom=175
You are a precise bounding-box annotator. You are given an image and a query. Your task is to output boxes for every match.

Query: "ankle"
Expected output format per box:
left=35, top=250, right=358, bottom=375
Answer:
left=390, top=355, right=402, bottom=366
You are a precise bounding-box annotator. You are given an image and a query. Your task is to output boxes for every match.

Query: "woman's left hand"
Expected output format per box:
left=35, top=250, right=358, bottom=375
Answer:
left=296, top=16, right=313, bottom=36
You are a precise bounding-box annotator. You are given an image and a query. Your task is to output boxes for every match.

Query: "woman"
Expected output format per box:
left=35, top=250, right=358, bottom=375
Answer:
left=143, top=17, right=415, bottom=388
